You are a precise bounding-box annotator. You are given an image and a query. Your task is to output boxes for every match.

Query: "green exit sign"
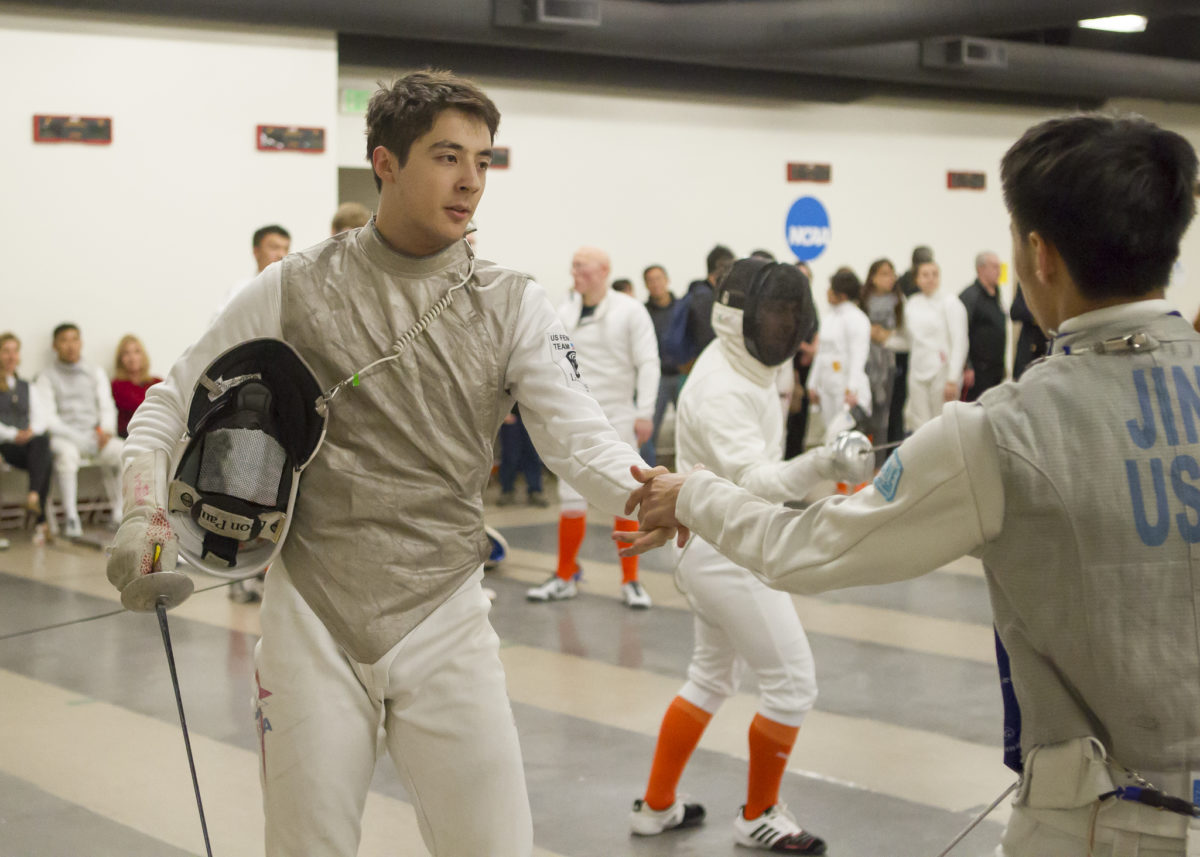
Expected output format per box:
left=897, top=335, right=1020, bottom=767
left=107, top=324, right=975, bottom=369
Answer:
left=340, top=88, right=372, bottom=114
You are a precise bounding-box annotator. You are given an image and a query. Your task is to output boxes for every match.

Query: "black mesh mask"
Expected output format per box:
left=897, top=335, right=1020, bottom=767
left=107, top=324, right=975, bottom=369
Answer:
left=716, top=258, right=815, bottom=367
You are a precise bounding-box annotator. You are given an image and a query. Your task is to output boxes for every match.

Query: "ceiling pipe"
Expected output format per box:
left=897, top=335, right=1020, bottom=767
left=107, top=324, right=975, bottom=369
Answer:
left=13, top=0, right=1200, bottom=103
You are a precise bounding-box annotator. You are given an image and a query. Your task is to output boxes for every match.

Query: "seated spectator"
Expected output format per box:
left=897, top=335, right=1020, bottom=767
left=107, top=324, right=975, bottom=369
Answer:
left=111, top=334, right=162, bottom=439
left=0, top=332, right=52, bottom=545
left=36, top=323, right=124, bottom=538
left=331, top=201, right=372, bottom=234
left=808, top=268, right=872, bottom=442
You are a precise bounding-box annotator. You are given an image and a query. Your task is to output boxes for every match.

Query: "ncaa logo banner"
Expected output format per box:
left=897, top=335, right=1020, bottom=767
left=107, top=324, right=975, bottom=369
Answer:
left=785, top=196, right=831, bottom=262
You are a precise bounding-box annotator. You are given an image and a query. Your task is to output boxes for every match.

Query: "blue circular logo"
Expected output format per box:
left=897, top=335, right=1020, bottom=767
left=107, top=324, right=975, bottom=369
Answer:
left=785, top=196, right=831, bottom=262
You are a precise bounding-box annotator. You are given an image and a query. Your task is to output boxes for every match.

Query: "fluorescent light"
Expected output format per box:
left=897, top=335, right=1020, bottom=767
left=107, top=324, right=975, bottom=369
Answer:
left=1078, top=14, right=1148, bottom=32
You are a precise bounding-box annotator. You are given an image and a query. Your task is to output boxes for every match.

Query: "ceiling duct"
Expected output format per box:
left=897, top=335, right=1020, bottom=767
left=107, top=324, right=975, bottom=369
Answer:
left=921, top=37, right=1009, bottom=70
left=494, top=0, right=602, bottom=29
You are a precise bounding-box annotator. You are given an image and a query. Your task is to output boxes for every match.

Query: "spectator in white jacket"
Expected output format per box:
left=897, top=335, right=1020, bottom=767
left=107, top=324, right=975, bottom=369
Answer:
left=526, top=245, right=661, bottom=608
left=36, top=323, right=124, bottom=537
left=903, top=260, right=968, bottom=433
left=808, top=268, right=872, bottom=442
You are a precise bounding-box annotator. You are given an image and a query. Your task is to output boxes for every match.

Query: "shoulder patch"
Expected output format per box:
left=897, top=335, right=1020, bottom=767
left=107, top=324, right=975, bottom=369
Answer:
left=874, top=451, right=903, bottom=502
left=548, top=332, right=588, bottom=392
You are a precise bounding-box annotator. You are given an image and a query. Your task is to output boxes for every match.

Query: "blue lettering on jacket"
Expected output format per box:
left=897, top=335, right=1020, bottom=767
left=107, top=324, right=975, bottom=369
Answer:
left=1126, top=458, right=1170, bottom=546
left=1171, top=455, right=1200, bottom=542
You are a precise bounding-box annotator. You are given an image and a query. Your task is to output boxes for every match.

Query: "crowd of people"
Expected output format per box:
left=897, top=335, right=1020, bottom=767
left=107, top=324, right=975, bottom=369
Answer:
left=0, top=325, right=158, bottom=546
left=90, top=68, right=1200, bottom=857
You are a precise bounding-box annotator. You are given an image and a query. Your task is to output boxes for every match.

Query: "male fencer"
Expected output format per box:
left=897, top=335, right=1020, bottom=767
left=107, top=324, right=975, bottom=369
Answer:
left=622, top=114, right=1200, bottom=857
left=631, top=257, right=867, bottom=853
left=107, top=70, right=657, bottom=857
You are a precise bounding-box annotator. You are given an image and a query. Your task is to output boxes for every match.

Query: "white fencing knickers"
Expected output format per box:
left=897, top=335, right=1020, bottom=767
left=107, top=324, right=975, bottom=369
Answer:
left=253, top=561, right=532, bottom=857
left=675, top=537, right=818, bottom=725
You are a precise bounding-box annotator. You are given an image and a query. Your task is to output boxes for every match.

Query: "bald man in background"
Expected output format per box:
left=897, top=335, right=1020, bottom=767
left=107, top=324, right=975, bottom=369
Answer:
left=527, top=246, right=661, bottom=608
left=960, top=251, right=1007, bottom=400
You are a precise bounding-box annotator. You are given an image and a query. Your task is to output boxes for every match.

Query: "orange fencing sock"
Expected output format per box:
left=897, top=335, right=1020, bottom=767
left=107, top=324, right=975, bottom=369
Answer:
left=644, top=696, right=713, bottom=811
left=745, top=714, right=800, bottom=819
left=556, top=513, right=587, bottom=580
left=614, top=517, right=640, bottom=584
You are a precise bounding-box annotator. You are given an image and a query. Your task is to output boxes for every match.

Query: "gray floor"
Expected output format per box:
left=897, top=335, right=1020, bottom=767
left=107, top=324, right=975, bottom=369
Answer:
left=0, top=486, right=1010, bottom=857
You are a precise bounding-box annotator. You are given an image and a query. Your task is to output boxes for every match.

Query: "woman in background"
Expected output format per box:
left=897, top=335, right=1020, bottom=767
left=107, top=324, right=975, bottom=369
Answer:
left=0, top=332, right=52, bottom=545
left=111, top=335, right=161, bottom=439
left=857, top=258, right=907, bottom=464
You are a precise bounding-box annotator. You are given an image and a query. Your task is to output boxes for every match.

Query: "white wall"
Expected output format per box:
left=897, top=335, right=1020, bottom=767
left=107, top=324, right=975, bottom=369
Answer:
left=2, top=10, right=338, bottom=378
left=338, top=70, right=1200, bottom=323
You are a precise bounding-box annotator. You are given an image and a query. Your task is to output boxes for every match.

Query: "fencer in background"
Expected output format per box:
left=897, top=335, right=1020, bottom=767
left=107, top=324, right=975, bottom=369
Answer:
left=904, top=258, right=968, bottom=433
left=526, top=245, right=660, bottom=608
left=631, top=257, right=868, bottom=853
left=623, top=113, right=1200, bottom=857
left=807, top=268, right=872, bottom=442
left=107, top=70, right=656, bottom=857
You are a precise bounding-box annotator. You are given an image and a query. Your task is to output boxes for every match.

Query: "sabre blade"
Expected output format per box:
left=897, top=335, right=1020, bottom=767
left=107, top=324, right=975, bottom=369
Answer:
left=155, top=598, right=214, bottom=857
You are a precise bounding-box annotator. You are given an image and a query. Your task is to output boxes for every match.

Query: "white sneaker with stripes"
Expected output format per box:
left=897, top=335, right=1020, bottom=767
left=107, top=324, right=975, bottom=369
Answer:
left=733, top=804, right=826, bottom=854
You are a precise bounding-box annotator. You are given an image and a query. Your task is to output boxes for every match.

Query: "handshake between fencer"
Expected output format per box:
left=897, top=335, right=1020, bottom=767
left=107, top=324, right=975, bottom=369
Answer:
left=617, top=430, right=875, bottom=556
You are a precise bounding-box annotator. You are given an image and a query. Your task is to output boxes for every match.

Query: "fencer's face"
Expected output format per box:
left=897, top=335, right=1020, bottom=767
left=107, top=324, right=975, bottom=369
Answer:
left=915, top=262, right=940, bottom=296
left=571, top=249, right=611, bottom=305
left=374, top=109, right=492, bottom=257
left=253, top=234, right=290, bottom=273
left=0, top=339, right=18, bottom=376
left=53, top=329, right=82, bottom=364
left=1010, top=220, right=1052, bottom=330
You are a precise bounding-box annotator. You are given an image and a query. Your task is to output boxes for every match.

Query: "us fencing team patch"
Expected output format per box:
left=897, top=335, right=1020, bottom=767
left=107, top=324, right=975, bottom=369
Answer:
left=875, top=451, right=903, bottom=502
left=548, top=331, right=589, bottom=392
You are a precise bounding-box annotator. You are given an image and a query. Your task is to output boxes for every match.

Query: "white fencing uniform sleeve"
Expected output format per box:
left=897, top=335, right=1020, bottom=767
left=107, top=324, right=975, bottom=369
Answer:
left=95, top=366, right=118, bottom=436
left=507, top=281, right=644, bottom=516
left=676, top=401, right=1005, bottom=594
left=630, top=303, right=661, bottom=423
left=124, top=264, right=284, bottom=477
left=35, top=373, right=77, bottom=446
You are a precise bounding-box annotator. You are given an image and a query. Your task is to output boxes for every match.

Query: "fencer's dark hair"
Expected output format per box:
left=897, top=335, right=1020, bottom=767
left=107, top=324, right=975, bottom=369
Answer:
left=52, top=323, right=79, bottom=340
left=612, top=278, right=634, bottom=294
left=750, top=249, right=776, bottom=261
left=1001, top=113, right=1197, bottom=299
left=707, top=244, right=735, bottom=275
left=642, top=264, right=667, bottom=281
left=830, top=269, right=862, bottom=302
left=911, top=245, right=933, bottom=267
left=252, top=225, right=290, bottom=248
left=366, top=69, right=501, bottom=191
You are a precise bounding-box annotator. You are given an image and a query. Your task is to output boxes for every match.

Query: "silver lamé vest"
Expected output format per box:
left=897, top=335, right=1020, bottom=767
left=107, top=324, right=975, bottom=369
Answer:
left=978, top=311, right=1200, bottom=784
left=279, top=225, right=527, bottom=663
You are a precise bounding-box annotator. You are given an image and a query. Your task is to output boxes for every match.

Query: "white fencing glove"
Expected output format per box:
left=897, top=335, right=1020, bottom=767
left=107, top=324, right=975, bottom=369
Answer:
left=107, top=450, right=187, bottom=610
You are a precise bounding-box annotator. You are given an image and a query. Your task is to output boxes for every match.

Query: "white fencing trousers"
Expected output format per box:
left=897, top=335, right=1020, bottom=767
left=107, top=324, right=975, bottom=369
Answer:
left=675, top=538, right=818, bottom=726
left=253, top=561, right=532, bottom=857
left=49, top=434, right=124, bottom=524
left=904, top=372, right=953, bottom=434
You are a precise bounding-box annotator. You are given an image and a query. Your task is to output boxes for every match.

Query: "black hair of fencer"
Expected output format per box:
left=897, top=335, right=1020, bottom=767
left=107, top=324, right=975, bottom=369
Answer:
left=1001, top=112, right=1197, bottom=299
left=253, top=225, right=291, bottom=248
